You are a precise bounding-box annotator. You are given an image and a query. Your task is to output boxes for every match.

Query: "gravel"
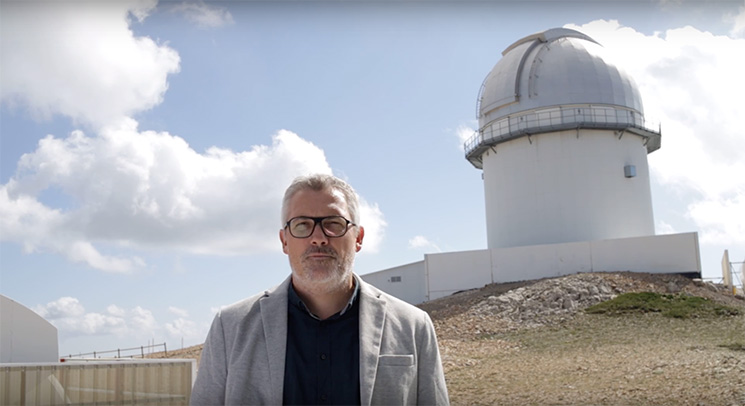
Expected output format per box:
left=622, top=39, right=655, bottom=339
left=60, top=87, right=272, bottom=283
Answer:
left=157, top=272, right=745, bottom=405
left=423, top=272, right=745, bottom=406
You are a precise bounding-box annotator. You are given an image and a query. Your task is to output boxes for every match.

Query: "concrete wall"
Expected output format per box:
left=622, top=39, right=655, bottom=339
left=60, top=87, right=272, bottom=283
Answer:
left=0, top=295, right=59, bottom=363
left=360, top=261, right=426, bottom=305
left=491, top=240, right=593, bottom=282
left=491, top=232, right=700, bottom=283
left=425, top=250, right=493, bottom=301
left=361, top=232, right=700, bottom=305
left=590, top=233, right=700, bottom=274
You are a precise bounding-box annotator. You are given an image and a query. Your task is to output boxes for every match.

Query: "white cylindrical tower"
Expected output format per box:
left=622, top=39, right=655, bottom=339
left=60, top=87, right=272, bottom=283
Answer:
left=465, top=28, right=661, bottom=249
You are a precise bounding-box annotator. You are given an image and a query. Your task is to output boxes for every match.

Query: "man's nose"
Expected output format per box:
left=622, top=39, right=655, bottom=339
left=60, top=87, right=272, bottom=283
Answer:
left=309, top=223, right=329, bottom=245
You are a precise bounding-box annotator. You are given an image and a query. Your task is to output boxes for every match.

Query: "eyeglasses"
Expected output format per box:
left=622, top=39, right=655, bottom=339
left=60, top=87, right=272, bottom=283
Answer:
left=284, top=216, right=356, bottom=239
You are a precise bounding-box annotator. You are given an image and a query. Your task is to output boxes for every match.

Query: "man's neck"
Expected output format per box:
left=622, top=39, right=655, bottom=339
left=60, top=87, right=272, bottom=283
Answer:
left=291, top=275, right=355, bottom=320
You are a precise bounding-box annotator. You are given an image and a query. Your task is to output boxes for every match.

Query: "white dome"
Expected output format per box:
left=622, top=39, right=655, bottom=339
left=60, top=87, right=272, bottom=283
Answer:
left=466, top=28, right=660, bottom=169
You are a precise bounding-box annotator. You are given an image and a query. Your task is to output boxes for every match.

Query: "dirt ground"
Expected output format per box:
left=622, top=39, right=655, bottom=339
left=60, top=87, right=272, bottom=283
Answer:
left=154, top=272, right=745, bottom=405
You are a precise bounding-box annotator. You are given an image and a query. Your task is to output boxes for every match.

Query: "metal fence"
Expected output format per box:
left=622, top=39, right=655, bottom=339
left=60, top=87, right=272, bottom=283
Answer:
left=0, top=359, right=195, bottom=406
left=61, top=342, right=167, bottom=360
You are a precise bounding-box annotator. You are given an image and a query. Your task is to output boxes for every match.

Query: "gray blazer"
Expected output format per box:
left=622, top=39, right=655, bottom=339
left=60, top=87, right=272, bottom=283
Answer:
left=190, top=275, right=449, bottom=405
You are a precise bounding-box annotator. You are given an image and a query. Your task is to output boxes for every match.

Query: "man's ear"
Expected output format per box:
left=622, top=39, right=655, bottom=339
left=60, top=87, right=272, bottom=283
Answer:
left=279, top=229, right=289, bottom=254
left=355, top=226, right=365, bottom=252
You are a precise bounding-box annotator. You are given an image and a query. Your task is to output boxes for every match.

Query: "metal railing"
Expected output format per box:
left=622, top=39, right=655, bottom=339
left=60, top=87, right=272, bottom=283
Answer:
left=61, top=342, right=167, bottom=361
left=464, top=105, right=661, bottom=168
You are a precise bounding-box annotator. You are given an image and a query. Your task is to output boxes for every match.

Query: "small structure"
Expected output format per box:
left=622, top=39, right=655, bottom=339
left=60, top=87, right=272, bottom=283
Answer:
left=0, top=294, right=58, bottom=363
left=363, top=28, right=701, bottom=304
left=1, top=296, right=196, bottom=405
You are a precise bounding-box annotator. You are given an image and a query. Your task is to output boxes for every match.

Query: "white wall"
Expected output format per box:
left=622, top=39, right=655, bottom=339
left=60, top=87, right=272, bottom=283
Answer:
left=1, top=295, right=59, bottom=363
left=425, top=250, right=493, bottom=301
left=482, top=129, right=655, bottom=249
left=590, top=233, right=700, bottom=274
left=362, top=232, right=701, bottom=305
left=360, top=261, right=427, bottom=305
left=491, top=241, right=593, bottom=282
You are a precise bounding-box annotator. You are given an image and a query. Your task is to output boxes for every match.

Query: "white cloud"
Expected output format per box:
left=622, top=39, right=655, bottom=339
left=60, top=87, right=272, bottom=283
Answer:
left=35, top=297, right=208, bottom=351
left=358, top=201, right=386, bottom=254
left=168, top=306, right=189, bottom=318
left=455, top=123, right=478, bottom=151
left=35, top=298, right=149, bottom=338
left=165, top=317, right=199, bottom=339
left=76, top=312, right=128, bottom=337
left=656, top=220, right=677, bottom=235
left=567, top=20, right=745, bottom=247
left=725, top=1, right=745, bottom=37
left=0, top=123, right=386, bottom=271
left=687, top=195, right=745, bottom=245
left=34, top=297, right=85, bottom=319
left=170, top=0, right=234, bottom=29
left=106, top=305, right=126, bottom=317
left=0, top=0, right=180, bottom=129
left=408, top=235, right=440, bottom=252
left=130, top=306, right=158, bottom=332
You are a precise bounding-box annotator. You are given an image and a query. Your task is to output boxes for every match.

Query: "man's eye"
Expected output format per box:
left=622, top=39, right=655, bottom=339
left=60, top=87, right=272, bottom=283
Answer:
left=323, top=219, right=346, bottom=232
left=292, top=219, right=313, bottom=231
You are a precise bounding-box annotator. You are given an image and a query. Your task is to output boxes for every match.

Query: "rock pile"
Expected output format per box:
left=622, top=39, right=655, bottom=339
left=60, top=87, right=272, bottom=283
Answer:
left=471, top=273, right=620, bottom=328
left=431, top=271, right=732, bottom=339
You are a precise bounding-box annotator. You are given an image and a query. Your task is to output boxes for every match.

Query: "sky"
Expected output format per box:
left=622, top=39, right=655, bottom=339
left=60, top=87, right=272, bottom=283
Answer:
left=1, top=0, right=744, bottom=357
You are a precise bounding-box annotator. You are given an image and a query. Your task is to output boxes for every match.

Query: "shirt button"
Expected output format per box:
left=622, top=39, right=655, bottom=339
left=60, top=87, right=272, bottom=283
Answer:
left=320, top=353, right=327, bottom=360
left=320, top=394, right=328, bottom=401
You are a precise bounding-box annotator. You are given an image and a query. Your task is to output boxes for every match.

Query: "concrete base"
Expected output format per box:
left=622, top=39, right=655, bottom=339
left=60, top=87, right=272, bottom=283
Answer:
left=362, top=232, right=701, bottom=305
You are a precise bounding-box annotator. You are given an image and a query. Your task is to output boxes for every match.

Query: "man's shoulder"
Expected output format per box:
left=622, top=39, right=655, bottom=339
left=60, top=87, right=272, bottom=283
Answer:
left=216, top=277, right=290, bottom=320
left=218, top=290, right=264, bottom=316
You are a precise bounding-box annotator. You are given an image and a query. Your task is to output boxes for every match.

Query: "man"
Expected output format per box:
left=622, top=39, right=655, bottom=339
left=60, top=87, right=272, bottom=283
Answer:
left=191, top=174, right=449, bottom=405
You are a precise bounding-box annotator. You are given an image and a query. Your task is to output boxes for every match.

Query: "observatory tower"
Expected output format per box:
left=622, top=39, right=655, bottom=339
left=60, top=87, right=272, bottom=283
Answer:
left=465, top=28, right=661, bottom=250
left=362, top=27, right=700, bottom=305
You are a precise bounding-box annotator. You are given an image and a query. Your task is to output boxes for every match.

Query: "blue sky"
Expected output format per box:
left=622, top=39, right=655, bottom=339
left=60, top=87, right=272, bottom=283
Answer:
left=2, top=0, right=744, bottom=356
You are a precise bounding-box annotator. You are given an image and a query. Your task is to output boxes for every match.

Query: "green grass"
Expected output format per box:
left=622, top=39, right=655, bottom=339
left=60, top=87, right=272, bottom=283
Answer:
left=585, top=292, right=742, bottom=319
left=718, top=342, right=745, bottom=351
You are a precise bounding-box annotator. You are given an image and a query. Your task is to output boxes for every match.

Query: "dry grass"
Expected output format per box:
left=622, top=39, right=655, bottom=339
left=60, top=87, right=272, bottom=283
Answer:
left=443, top=312, right=745, bottom=405
left=153, top=273, right=745, bottom=405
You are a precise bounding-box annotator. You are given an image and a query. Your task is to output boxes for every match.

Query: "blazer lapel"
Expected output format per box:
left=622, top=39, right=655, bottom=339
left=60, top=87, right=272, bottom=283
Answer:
left=357, top=277, right=387, bottom=406
left=260, top=275, right=291, bottom=404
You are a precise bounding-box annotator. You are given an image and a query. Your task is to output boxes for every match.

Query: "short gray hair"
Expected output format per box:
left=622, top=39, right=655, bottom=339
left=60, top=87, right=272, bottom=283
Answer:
left=281, top=174, right=360, bottom=225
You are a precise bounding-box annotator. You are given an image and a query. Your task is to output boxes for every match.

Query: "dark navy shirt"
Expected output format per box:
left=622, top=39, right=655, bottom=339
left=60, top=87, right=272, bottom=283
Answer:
left=283, top=281, right=361, bottom=405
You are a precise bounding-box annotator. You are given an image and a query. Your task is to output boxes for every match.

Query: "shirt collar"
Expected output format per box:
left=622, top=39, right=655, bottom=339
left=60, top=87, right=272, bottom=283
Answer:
left=288, top=275, right=359, bottom=321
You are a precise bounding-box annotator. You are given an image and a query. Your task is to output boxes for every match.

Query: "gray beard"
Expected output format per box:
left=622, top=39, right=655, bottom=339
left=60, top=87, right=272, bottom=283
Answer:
left=292, top=254, right=355, bottom=295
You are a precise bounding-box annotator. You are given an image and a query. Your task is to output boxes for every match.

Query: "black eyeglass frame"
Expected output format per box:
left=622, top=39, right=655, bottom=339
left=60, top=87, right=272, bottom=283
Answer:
left=284, top=216, right=357, bottom=238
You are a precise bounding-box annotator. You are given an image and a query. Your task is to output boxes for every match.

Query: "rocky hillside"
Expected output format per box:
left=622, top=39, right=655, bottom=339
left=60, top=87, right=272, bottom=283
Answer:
left=421, top=271, right=743, bottom=339
left=421, top=272, right=745, bottom=405
left=154, top=272, right=745, bottom=405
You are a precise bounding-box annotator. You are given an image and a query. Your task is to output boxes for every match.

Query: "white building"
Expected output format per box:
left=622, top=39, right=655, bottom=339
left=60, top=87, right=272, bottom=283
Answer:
left=362, top=28, right=701, bottom=304
left=1, top=294, right=59, bottom=363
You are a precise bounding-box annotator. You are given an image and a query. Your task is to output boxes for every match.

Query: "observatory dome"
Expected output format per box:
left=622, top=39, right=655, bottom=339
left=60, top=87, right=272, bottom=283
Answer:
left=466, top=28, right=660, bottom=168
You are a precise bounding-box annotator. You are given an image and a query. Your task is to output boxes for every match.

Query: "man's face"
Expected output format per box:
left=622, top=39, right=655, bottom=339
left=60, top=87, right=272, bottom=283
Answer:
left=280, top=188, right=364, bottom=293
